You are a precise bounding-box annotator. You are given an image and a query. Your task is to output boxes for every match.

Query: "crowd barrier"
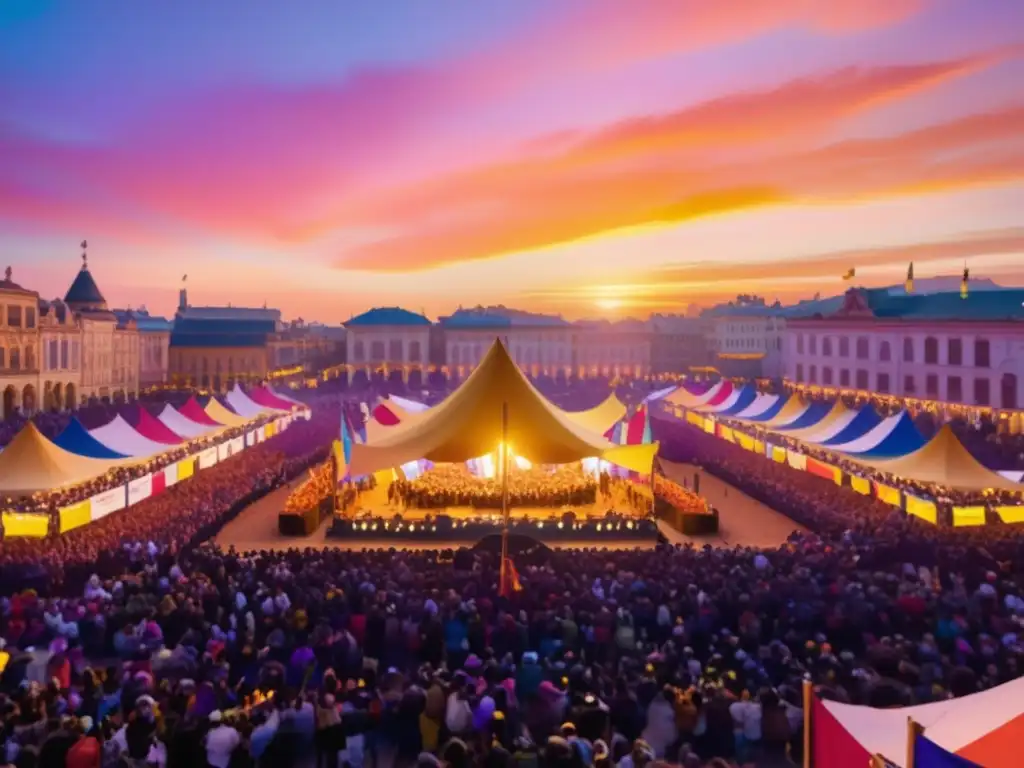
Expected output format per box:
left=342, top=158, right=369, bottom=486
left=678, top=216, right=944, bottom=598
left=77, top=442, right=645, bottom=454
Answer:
left=2, top=413, right=299, bottom=539
left=327, top=514, right=659, bottom=543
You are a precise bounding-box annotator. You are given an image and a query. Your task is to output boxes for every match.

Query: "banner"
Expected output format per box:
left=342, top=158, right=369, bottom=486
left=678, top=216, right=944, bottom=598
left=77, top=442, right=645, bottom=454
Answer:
left=128, top=474, right=153, bottom=506
left=952, top=506, right=986, bottom=527
left=686, top=411, right=704, bottom=427
left=996, top=505, right=1024, bottom=524
left=2, top=512, right=49, bottom=538
left=874, top=482, right=901, bottom=507
left=772, top=446, right=787, bottom=463
left=753, top=439, right=765, bottom=455
left=806, top=458, right=842, bottom=485
left=245, top=429, right=257, bottom=446
left=785, top=450, right=807, bottom=471
left=718, top=426, right=735, bottom=443
left=90, top=486, right=127, bottom=521
left=162, top=462, right=178, bottom=487
left=905, top=494, right=937, bottom=524
left=217, top=442, right=231, bottom=462
left=151, top=469, right=167, bottom=496
left=229, top=437, right=244, bottom=454
left=198, top=447, right=218, bottom=469
left=59, top=500, right=92, bottom=533
left=850, top=475, right=872, bottom=495
left=703, top=418, right=714, bottom=434
left=735, top=432, right=755, bottom=451
left=265, top=422, right=277, bottom=438
left=257, top=426, right=267, bottom=441
left=177, top=457, right=195, bottom=482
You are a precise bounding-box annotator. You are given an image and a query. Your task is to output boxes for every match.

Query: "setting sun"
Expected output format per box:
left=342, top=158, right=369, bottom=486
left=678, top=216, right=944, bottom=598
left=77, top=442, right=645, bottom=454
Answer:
left=595, top=298, right=623, bottom=310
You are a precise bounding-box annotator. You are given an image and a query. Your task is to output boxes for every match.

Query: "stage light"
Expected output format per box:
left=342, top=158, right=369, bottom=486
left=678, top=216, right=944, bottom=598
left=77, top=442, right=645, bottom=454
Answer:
left=360, top=522, right=368, bottom=531
left=431, top=525, right=437, bottom=532
left=371, top=523, right=378, bottom=531
left=537, top=521, right=544, bottom=529
left=596, top=523, right=602, bottom=532
left=557, top=522, right=563, bottom=529
left=408, top=524, right=416, bottom=532
left=626, top=520, right=634, bottom=530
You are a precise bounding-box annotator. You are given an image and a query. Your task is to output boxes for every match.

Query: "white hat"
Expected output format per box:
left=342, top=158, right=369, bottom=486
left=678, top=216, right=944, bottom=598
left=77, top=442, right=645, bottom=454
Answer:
left=209, top=710, right=223, bottom=723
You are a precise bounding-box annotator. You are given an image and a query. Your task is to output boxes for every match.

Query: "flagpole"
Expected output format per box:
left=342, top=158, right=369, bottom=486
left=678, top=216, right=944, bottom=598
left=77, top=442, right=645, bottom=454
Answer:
left=802, top=677, right=812, bottom=768
left=906, top=718, right=921, bottom=768
left=500, top=400, right=510, bottom=577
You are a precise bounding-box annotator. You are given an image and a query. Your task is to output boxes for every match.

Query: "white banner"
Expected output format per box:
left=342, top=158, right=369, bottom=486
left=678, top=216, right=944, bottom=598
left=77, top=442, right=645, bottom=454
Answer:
left=90, top=486, right=126, bottom=521
left=257, top=426, right=266, bottom=441
left=198, top=447, right=218, bottom=469
left=230, top=437, right=245, bottom=454
left=128, top=474, right=153, bottom=506
left=301, top=409, right=311, bottom=420
left=217, top=442, right=231, bottom=462
left=245, top=430, right=256, bottom=446
left=163, top=462, right=179, bottom=487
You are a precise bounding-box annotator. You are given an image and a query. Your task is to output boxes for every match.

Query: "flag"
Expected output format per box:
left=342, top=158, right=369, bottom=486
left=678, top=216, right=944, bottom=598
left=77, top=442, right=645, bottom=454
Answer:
left=499, top=555, right=523, bottom=597
left=842, top=267, right=856, bottom=280
left=905, top=261, right=915, bottom=293
left=182, top=273, right=187, bottom=282
left=340, top=410, right=353, bottom=465
left=641, top=405, right=653, bottom=445
left=331, top=439, right=346, bottom=486
left=914, top=734, right=982, bottom=767
left=960, top=265, right=969, bottom=299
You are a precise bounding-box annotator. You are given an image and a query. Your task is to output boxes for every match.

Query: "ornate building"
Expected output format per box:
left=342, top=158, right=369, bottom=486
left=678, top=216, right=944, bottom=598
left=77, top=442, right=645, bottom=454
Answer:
left=573, top=318, right=653, bottom=378
left=39, top=297, right=81, bottom=412
left=649, top=314, right=710, bottom=377
left=344, top=307, right=431, bottom=385
left=0, top=268, right=42, bottom=418
left=784, top=287, right=1024, bottom=410
left=114, top=308, right=171, bottom=387
left=701, top=297, right=786, bottom=379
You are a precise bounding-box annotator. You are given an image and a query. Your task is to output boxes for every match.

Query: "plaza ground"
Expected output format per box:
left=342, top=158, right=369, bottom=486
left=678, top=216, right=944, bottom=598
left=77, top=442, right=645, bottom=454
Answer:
left=214, top=460, right=805, bottom=553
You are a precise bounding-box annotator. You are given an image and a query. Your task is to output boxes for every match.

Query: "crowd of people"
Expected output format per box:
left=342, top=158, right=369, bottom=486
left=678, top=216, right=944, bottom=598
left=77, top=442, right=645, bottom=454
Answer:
left=5, top=376, right=1024, bottom=767
left=390, top=465, right=599, bottom=510
left=651, top=474, right=710, bottom=516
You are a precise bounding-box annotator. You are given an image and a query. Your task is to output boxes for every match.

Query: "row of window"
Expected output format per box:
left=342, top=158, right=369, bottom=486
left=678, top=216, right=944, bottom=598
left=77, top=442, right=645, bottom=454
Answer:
left=176, top=356, right=262, bottom=375
left=0, top=345, right=36, bottom=371
left=795, top=334, right=993, bottom=367
left=720, top=337, right=782, bottom=350
left=795, top=363, right=1018, bottom=408
left=351, top=340, right=424, bottom=363
left=44, top=340, right=81, bottom=371
left=0, top=305, right=37, bottom=329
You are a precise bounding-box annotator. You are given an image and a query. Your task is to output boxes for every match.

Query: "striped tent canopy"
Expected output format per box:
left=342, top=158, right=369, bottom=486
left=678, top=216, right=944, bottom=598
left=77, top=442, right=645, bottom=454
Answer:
left=53, top=418, right=129, bottom=460
left=205, top=398, right=249, bottom=427
left=819, top=406, right=882, bottom=447
left=665, top=380, right=720, bottom=408
left=180, top=397, right=221, bottom=427
left=699, top=380, right=734, bottom=410
left=760, top=396, right=810, bottom=429
left=157, top=403, right=216, bottom=439
left=700, top=384, right=757, bottom=415
left=781, top=401, right=850, bottom=442
left=129, top=406, right=185, bottom=444
left=91, top=415, right=174, bottom=458
left=226, top=385, right=270, bottom=419
left=772, top=400, right=832, bottom=432
left=247, top=386, right=296, bottom=412
left=642, top=385, right=678, bottom=403
left=268, top=385, right=304, bottom=407
left=829, top=410, right=925, bottom=458
left=1000, top=470, right=1024, bottom=483
left=732, top=393, right=782, bottom=421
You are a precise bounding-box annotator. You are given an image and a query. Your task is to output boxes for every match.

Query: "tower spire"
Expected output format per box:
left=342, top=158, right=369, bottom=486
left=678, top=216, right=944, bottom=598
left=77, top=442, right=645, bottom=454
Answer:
left=81, top=239, right=88, bottom=270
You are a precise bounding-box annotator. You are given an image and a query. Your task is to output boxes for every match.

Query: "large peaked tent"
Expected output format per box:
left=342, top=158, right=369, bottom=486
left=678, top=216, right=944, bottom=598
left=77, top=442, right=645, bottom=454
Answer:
left=348, top=340, right=658, bottom=477
left=226, top=385, right=270, bottom=419
left=131, top=408, right=185, bottom=444
left=0, top=423, right=116, bottom=495
left=180, top=397, right=221, bottom=427
left=91, top=415, right=174, bottom=458
left=830, top=410, right=924, bottom=458
left=858, top=425, right=1023, bottom=491
left=665, top=381, right=721, bottom=408
left=247, top=387, right=296, bottom=412
left=781, top=401, right=849, bottom=442
left=561, top=393, right=628, bottom=434
left=205, top=398, right=249, bottom=427
left=54, top=418, right=129, bottom=460
left=157, top=404, right=214, bottom=439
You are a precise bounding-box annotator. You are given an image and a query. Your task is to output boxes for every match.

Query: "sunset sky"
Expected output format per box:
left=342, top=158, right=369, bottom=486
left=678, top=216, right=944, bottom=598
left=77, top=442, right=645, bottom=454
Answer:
left=2, top=0, right=1023, bottom=322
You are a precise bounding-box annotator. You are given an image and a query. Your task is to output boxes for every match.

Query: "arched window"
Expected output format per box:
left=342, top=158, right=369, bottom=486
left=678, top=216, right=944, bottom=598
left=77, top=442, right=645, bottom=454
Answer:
left=903, top=338, right=914, bottom=363
left=822, top=338, right=832, bottom=357
left=388, top=339, right=403, bottom=360
left=450, top=346, right=460, bottom=365
left=879, top=341, right=891, bottom=362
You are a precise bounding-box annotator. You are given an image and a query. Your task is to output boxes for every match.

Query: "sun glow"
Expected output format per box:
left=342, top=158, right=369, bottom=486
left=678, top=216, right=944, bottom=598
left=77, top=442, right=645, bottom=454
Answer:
left=595, top=298, right=623, bottom=310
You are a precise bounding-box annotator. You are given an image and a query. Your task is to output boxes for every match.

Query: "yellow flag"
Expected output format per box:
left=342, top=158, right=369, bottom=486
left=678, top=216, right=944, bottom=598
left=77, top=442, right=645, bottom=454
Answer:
left=842, top=267, right=856, bottom=280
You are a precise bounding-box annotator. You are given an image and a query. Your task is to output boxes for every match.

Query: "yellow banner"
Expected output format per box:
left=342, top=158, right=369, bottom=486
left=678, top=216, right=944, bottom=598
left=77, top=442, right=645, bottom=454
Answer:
left=177, top=458, right=195, bottom=481
left=332, top=439, right=346, bottom=483
left=875, top=483, right=902, bottom=507
left=719, top=426, right=735, bottom=442
left=59, top=501, right=92, bottom=533
left=996, top=506, right=1024, bottom=524
left=772, top=446, right=787, bottom=463
left=686, top=411, right=704, bottom=427
left=265, top=422, right=277, bottom=438
left=850, top=475, right=871, bottom=495
left=905, top=495, right=937, bottom=524
left=754, top=440, right=765, bottom=455
left=2, top=512, right=49, bottom=538
left=952, top=506, right=986, bottom=527
left=736, top=432, right=755, bottom=451
left=703, top=418, right=715, bottom=434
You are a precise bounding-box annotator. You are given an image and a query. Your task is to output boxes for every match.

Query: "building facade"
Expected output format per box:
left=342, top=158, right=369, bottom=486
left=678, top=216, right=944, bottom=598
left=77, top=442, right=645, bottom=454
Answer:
left=649, top=314, right=710, bottom=377
left=344, top=307, right=432, bottom=385
left=114, top=309, right=172, bottom=388
left=39, top=299, right=81, bottom=412
left=440, top=306, right=574, bottom=378
left=784, top=287, right=1024, bottom=410
left=573, top=319, right=653, bottom=378
left=702, top=297, right=786, bottom=379
left=0, top=268, right=42, bottom=418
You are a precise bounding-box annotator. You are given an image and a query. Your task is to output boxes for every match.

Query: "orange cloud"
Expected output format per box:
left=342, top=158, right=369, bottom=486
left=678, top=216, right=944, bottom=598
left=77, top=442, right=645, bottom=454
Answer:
left=328, top=51, right=1012, bottom=272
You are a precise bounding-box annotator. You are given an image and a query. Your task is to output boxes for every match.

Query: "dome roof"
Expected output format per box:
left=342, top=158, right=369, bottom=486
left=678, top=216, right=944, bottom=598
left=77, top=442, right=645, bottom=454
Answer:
left=64, top=266, right=107, bottom=307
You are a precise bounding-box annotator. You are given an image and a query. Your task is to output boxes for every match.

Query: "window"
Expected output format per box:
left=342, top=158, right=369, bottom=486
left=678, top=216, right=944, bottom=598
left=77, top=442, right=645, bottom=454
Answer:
left=879, top=341, right=891, bottom=362
left=388, top=340, right=403, bottom=360
left=7, top=305, right=21, bottom=327
left=25, top=307, right=35, bottom=328
left=840, top=369, right=850, bottom=387
left=201, top=357, right=209, bottom=374
left=947, top=375, right=963, bottom=402
left=904, top=374, right=916, bottom=394
left=877, top=373, right=890, bottom=393
left=809, top=336, right=817, bottom=355
left=926, top=373, right=939, bottom=398
left=60, top=340, right=68, bottom=369
left=822, top=338, right=832, bottom=357
left=353, top=341, right=365, bottom=362
left=974, top=339, right=990, bottom=368
left=796, top=334, right=804, bottom=354
left=48, top=341, right=57, bottom=370
left=408, top=341, right=422, bottom=363
left=796, top=363, right=804, bottom=381
left=1003, top=373, right=1019, bottom=409
left=903, top=338, right=914, bottom=362
left=856, top=337, right=869, bottom=360
left=948, top=338, right=963, bottom=366
left=822, top=367, right=833, bottom=385
left=10, top=347, right=19, bottom=369
left=72, top=341, right=80, bottom=369
left=975, top=377, right=990, bottom=406
left=0, top=347, right=4, bottom=368
left=809, top=364, right=817, bottom=383
left=856, top=369, right=869, bottom=389
left=839, top=337, right=850, bottom=357
left=370, top=341, right=385, bottom=360
left=924, top=337, right=939, bottom=365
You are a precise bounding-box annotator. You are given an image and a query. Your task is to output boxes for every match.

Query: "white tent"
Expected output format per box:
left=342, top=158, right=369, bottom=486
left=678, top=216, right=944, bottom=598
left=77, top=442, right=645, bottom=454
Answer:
left=90, top=415, right=174, bottom=458
left=226, top=385, right=270, bottom=418
left=157, top=404, right=215, bottom=439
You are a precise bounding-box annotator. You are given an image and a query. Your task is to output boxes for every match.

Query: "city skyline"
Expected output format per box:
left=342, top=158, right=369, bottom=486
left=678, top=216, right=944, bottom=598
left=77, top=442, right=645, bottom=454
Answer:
left=3, top=0, right=1024, bottom=322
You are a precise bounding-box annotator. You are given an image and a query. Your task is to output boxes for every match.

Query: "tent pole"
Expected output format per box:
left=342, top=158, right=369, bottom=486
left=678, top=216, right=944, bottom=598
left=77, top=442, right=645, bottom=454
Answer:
left=501, top=400, right=509, bottom=568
